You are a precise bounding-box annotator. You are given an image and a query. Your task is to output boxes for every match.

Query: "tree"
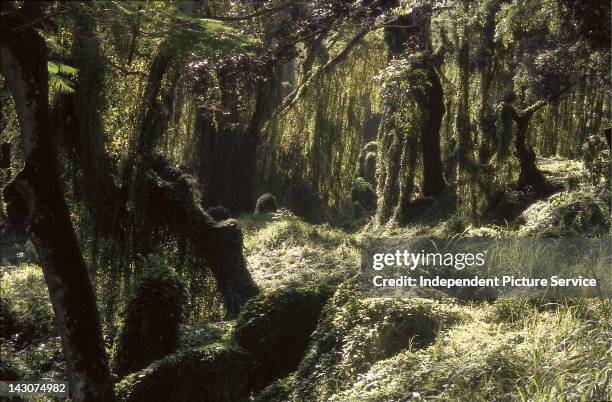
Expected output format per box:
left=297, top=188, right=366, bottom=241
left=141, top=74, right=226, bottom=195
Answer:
left=375, top=3, right=447, bottom=225
left=0, top=2, right=115, bottom=400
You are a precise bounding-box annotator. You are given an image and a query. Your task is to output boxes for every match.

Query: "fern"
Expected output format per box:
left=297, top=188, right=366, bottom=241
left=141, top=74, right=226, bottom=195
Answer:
left=47, top=61, right=78, bottom=94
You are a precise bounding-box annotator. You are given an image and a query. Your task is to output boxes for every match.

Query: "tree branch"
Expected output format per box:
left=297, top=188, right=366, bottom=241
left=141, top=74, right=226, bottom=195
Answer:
left=272, top=27, right=371, bottom=118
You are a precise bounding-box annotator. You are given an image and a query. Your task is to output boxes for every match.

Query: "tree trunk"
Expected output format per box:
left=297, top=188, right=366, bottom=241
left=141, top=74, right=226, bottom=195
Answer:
left=1, top=4, right=115, bottom=401
left=455, top=0, right=477, bottom=221
left=516, top=114, right=546, bottom=188
left=420, top=63, right=446, bottom=196
left=198, top=65, right=279, bottom=213
left=143, top=157, right=259, bottom=317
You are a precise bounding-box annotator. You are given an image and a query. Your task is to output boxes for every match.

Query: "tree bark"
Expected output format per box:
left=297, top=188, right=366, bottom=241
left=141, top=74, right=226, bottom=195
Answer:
left=0, top=4, right=115, bottom=401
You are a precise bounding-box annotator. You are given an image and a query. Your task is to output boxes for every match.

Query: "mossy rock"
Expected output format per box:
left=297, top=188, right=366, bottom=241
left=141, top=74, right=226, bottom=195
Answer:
left=112, top=259, right=186, bottom=378
left=231, top=281, right=337, bottom=384
left=206, top=205, right=231, bottom=221
left=290, top=284, right=464, bottom=400
left=116, top=344, right=257, bottom=402
left=255, top=193, right=278, bottom=214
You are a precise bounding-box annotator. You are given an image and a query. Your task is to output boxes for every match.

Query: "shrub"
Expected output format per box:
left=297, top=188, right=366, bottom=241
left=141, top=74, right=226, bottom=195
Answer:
left=351, top=177, right=377, bottom=211
left=290, top=284, right=464, bottom=400
left=0, top=264, right=55, bottom=345
left=254, top=193, right=278, bottom=214
left=116, top=344, right=256, bottom=402
left=112, top=256, right=186, bottom=378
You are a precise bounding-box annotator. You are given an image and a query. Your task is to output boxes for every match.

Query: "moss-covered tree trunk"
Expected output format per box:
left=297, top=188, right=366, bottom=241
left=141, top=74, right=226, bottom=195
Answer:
left=419, top=62, right=446, bottom=196
left=0, top=3, right=115, bottom=400
left=375, top=8, right=446, bottom=225
left=455, top=0, right=477, bottom=222
left=515, top=111, right=546, bottom=188
left=143, top=157, right=259, bottom=317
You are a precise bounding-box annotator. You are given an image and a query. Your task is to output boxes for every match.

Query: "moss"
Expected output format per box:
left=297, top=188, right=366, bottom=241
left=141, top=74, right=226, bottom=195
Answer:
left=351, top=177, right=377, bottom=211
left=255, top=193, right=278, bottom=214
left=518, top=190, right=610, bottom=236
left=231, top=281, right=338, bottom=384
left=112, top=258, right=186, bottom=378
left=290, top=284, right=464, bottom=400
left=115, top=343, right=257, bottom=402
left=253, top=374, right=295, bottom=402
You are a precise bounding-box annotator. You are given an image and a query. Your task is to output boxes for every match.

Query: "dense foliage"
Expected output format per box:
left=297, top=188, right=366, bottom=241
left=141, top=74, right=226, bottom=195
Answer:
left=0, top=0, right=609, bottom=401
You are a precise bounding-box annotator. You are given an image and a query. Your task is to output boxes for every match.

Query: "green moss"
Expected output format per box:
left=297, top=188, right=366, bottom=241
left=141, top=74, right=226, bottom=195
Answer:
left=231, top=281, right=338, bottom=384
left=112, top=257, right=186, bottom=378
left=290, top=284, right=465, bottom=400
left=253, top=374, right=295, bottom=402
left=115, top=343, right=257, bottom=402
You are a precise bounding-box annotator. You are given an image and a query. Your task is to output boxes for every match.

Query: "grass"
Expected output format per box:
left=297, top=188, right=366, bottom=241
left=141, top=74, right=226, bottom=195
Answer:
left=325, top=300, right=611, bottom=402
left=238, top=209, right=360, bottom=290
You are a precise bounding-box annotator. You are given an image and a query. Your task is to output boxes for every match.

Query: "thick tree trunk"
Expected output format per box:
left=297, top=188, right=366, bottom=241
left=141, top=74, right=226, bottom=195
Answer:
left=1, top=4, right=115, bottom=401
left=515, top=115, right=546, bottom=188
left=198, top=65, right=279, bottom=213
left=376, top=9, right=446, bottom=225
left=143, top=157, right=259, bottom=317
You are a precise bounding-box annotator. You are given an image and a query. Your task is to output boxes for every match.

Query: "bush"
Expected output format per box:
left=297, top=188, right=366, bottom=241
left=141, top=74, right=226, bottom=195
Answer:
left=254, top=193, right=278, bottom=214
left=112, top=256, right=186, bottom=378
left=359, top=141, right=378, bottom=188
left=289, top=284, right=464, bottom=400
left=519, top=190, right=610, bottom=236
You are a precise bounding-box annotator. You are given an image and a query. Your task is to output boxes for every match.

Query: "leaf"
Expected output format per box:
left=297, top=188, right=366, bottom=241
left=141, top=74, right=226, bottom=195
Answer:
left=48, top=61, right=78, bottom=94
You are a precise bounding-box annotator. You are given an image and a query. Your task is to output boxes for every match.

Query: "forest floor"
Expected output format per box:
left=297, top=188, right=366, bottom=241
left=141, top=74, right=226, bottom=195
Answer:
left=1, top=157, right=610, bottom=401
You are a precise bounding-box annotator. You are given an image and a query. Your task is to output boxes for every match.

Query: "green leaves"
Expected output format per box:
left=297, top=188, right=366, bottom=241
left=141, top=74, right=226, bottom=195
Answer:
left=167, top=14, right=257, bottom=58
left=47, top=61, right=78, bottom=94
